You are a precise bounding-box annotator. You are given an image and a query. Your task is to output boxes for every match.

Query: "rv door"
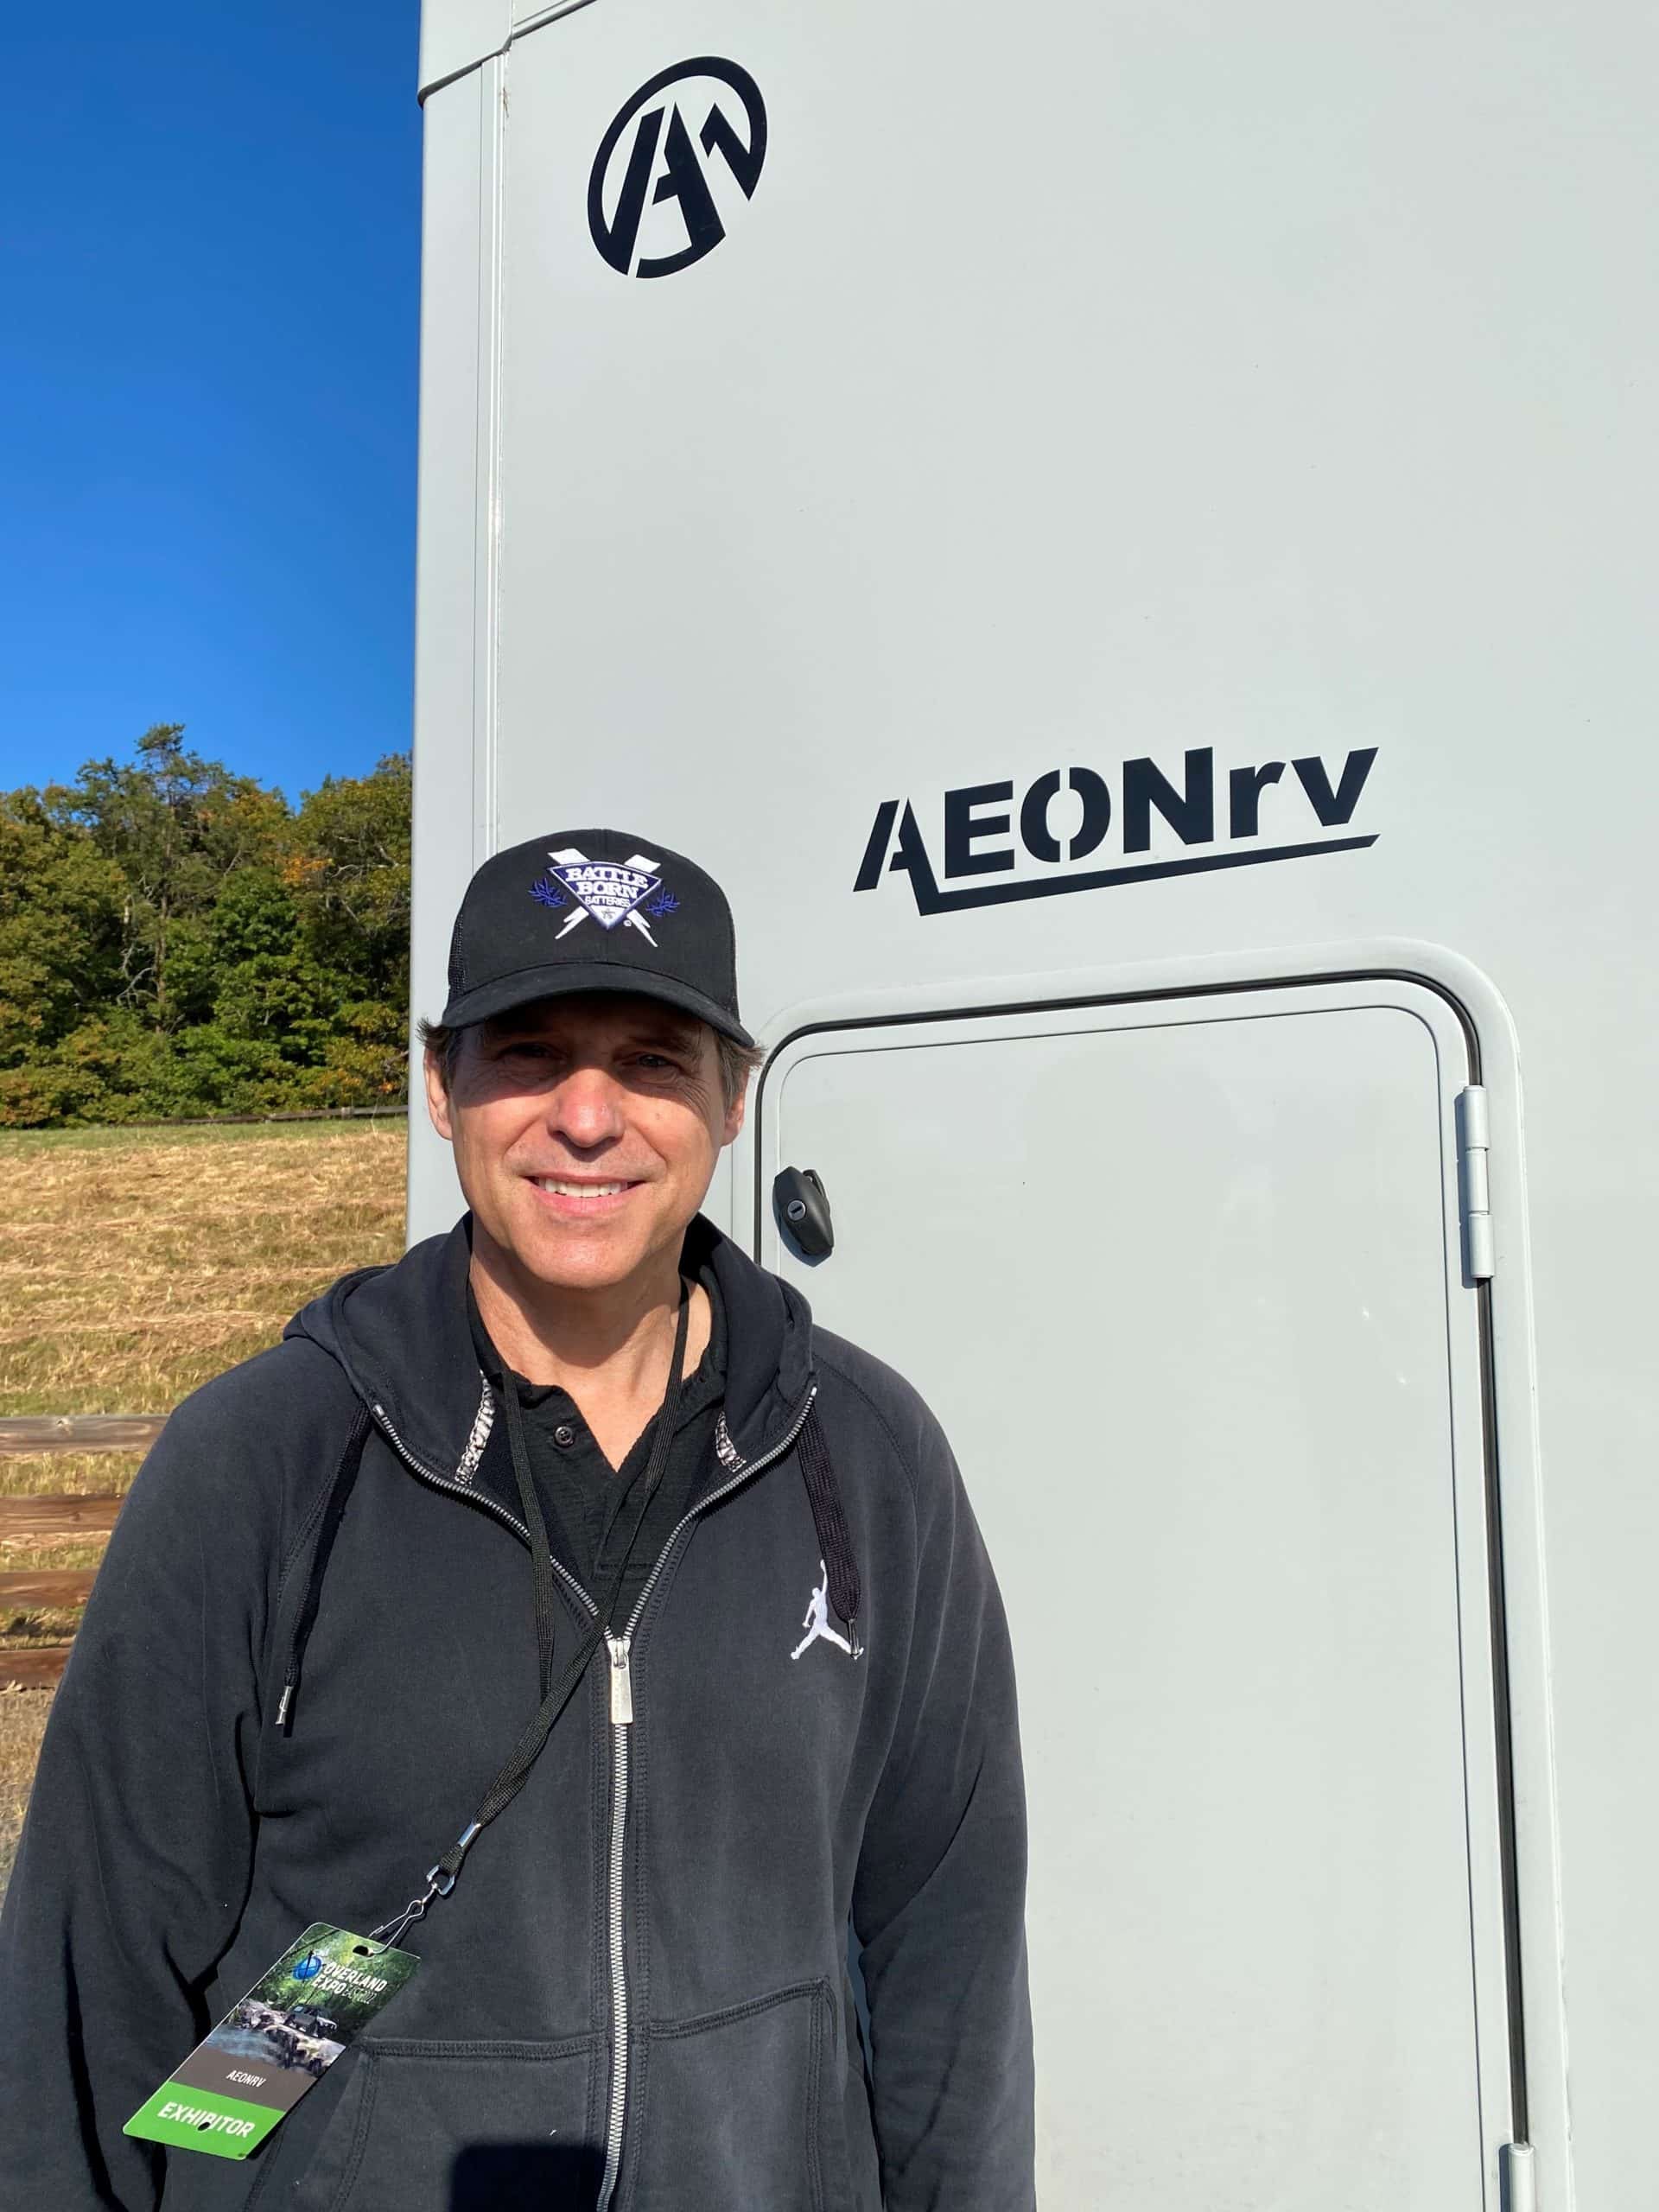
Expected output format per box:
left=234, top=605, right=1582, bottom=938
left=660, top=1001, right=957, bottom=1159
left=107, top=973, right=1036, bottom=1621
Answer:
left=758, top=974, right=1515, bottom=2209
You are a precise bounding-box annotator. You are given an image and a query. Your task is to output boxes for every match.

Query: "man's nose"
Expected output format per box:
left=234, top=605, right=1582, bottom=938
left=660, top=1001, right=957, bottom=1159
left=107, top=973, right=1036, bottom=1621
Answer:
left=547, top=1064, right=626, bottom=1148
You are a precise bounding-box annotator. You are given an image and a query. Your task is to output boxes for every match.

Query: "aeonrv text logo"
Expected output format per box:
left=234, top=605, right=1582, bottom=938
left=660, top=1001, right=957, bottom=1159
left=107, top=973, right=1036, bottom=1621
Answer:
left=855, top=747, right=1380, bottom=917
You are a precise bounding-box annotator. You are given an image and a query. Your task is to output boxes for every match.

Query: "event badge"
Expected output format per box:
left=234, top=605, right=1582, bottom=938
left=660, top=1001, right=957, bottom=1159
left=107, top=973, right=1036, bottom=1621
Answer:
left=124, top=1923, right=418, bottom=2160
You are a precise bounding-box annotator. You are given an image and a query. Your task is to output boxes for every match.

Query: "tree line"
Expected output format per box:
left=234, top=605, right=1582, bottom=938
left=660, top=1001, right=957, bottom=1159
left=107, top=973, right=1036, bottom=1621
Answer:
left=0, top=726, right=411, bottom=1126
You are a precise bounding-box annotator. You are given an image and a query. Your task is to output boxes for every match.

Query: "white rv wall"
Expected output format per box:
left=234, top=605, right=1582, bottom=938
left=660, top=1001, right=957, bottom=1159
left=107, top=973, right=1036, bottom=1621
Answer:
left=410, top=3, right=1659, bottom=2202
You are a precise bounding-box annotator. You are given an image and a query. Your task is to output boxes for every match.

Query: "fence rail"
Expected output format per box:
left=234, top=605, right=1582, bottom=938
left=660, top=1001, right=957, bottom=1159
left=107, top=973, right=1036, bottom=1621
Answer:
left=1, top=1568, right=99, bottom=1606
left=0, top=1648, right=76, bottom=1688
left=0, top=1495, right=125, bottom=1536
left=0, top=1415, right=167, bottom=1455
left=2, top=1418, right=151, bottom=1687
left=42, top=1105, right=409, bottom=1132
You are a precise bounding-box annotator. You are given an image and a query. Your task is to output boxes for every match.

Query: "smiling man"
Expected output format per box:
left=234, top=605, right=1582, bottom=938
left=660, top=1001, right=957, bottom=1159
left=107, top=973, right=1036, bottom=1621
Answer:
left=0, top=827, right=1035, bottom=2211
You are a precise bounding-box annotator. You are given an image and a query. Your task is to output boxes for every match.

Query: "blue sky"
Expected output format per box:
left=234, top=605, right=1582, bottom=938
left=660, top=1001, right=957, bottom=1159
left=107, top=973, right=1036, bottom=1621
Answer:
left=1, top=3, right=422, bottom=804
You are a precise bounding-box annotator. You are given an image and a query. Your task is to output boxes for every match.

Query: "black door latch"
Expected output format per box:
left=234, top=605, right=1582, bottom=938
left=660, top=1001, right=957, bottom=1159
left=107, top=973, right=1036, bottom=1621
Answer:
left=773, top=1166, right=834, bottom=1259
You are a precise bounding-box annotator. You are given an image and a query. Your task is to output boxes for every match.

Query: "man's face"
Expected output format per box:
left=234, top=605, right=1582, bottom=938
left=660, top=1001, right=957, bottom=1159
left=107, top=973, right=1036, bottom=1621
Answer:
left=426, top=994, right=746, bottom=1296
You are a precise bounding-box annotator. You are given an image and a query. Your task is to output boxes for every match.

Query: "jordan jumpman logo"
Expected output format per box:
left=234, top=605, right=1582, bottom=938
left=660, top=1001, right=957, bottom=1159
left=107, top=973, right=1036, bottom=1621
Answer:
left=791, top=1560, right=860, bottom=1662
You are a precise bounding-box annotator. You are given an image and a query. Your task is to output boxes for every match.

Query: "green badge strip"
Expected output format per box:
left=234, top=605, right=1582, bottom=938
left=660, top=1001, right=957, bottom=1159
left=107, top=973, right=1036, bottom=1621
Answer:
left=124, top=2084, right=282, bottom=2161
left=124, top=1923, right=419, bottom=2163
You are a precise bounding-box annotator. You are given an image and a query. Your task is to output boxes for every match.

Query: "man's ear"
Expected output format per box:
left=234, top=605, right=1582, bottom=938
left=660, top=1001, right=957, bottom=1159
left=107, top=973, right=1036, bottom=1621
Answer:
left=423, top=1050, right=455, bottom=1143
left=721, top=1073, right=749, bottom=1149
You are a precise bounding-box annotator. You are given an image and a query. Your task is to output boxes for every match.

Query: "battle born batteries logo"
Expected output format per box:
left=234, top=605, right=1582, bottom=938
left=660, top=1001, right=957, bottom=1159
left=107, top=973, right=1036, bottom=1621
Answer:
left=589, top=59, right=767, bottom=278
left=531, top=847, right=680, bottom=946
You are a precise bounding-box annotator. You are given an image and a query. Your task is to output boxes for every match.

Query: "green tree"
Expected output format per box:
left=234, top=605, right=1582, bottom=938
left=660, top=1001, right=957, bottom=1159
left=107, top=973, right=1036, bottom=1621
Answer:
left=288, top=756, right=413, bottom=1103
left=291, top=755, right=412, bottom=995
left=0, top=794, right=124, bottom=1069
left=41, top=724, right=288, bottom=1029
left=0, top=728, right=411, bottom=1128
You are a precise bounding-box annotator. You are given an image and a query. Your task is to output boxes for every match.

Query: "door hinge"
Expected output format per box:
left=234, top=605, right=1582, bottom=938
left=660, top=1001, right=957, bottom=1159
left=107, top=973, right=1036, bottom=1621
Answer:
left=1456, top=1085, right=1494, bottom=1282
left=1499, top=2140, right=1535, bottom=2212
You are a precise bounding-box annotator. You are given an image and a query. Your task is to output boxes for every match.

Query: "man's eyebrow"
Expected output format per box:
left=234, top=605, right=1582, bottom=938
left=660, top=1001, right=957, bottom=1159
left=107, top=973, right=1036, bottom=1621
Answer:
left=626, top=1020, right=701, bottom=1052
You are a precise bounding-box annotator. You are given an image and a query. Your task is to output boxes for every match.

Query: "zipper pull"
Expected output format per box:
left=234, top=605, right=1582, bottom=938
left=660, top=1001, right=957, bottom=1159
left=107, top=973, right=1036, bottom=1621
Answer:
left=607, top=1634, right=633, bottom=1726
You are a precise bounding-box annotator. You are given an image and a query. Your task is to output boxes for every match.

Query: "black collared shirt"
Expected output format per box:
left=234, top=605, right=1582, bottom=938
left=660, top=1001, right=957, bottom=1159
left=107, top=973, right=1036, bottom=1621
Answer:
left=467, top=1259, right=727, bottom=1627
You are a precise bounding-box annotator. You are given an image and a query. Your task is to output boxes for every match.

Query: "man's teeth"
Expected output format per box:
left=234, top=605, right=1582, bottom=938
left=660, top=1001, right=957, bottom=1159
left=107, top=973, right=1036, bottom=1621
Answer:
left=534, top=1179, right=630, bottom=1197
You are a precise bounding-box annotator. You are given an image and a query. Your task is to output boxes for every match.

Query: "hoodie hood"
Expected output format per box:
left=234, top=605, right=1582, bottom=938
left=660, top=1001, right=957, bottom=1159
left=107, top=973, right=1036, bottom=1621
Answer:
left=283, top=1214, right=818, bottom=1507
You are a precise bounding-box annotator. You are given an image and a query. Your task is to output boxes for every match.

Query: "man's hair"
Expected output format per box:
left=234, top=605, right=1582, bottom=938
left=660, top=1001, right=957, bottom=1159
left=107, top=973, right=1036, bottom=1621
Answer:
left=417, top=1008, right=763, bottom=1111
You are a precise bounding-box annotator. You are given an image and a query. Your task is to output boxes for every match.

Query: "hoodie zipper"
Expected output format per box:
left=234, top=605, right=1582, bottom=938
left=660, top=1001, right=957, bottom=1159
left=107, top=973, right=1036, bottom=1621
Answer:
left=594, top=1383, right=817, bottom=2212
left=369, top=1390, right=595, bottom=1618
left=371, top=1389, right=529, bottom=1541
left=375, top=1377, right=817, bottom=2212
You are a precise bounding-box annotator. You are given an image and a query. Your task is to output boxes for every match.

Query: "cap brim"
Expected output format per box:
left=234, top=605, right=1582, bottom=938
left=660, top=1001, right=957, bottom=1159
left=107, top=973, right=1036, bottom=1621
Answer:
left=438, top=961, right=754, bottom=1048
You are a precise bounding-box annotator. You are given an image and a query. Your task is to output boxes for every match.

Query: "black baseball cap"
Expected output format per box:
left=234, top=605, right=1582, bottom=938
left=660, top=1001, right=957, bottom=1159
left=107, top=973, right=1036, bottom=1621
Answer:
left=437, top=829, right=753, bottom=1046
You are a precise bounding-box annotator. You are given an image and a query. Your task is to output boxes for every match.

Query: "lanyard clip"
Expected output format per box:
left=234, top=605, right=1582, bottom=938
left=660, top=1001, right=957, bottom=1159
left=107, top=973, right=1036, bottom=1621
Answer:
left=365, top=1885, right=437, bottom=1955
left=365, top=1881, right=439, bottom=1951
left=365, top=1821, right=483, bottom=1949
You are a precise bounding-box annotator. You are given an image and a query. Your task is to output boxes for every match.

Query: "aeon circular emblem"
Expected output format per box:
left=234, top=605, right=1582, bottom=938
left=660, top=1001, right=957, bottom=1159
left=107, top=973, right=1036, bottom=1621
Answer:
left=588, top=58, right=767, bottom=279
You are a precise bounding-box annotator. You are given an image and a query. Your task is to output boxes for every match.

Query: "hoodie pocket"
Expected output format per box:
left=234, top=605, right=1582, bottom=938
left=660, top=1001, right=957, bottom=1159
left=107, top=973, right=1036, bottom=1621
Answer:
left=630, top=1980, right=846, bottom=2212
left=286, top=2035, right=601, bottom=2212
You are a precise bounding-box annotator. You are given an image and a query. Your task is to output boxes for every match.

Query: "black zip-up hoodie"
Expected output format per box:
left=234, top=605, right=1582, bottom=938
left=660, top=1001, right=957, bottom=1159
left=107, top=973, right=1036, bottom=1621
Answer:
left=0, top=1220, right=1034, bottom=2211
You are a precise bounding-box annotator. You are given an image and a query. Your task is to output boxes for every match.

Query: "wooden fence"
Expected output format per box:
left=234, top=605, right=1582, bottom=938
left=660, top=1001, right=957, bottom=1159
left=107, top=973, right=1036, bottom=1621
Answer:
left=0, top=1415, right=162, bottom=1688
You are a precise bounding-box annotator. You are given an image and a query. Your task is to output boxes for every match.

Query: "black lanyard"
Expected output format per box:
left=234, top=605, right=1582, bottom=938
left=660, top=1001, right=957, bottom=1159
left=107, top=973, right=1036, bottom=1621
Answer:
left=370, top=1287, right=692, bottom=1948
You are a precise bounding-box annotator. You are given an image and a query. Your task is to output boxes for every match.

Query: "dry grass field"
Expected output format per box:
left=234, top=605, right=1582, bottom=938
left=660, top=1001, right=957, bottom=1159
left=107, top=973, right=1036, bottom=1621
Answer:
left=0, top=1118, right=407, bottom=1413
left=0, top=1117, right=406, bottom=1886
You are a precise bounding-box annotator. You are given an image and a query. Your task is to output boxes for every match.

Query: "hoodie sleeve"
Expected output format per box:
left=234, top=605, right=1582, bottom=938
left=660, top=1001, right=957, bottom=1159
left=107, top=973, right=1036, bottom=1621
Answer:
left=851, top=1406, right=1036, bottom=2211
left=0, top=1376, right=287, bottom=2209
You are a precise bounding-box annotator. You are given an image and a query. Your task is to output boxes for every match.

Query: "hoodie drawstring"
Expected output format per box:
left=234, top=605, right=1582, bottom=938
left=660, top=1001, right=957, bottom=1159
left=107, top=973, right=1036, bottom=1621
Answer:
left=276, top=1405, right=372, bottom=1732
left=797, top=1403, right=863, bottom=1656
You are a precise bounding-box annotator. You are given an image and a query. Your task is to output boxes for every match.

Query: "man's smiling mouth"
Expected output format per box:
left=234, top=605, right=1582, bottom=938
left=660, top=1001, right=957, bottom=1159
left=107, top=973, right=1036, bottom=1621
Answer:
left=531, top=1177, right=633, bottom=1197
